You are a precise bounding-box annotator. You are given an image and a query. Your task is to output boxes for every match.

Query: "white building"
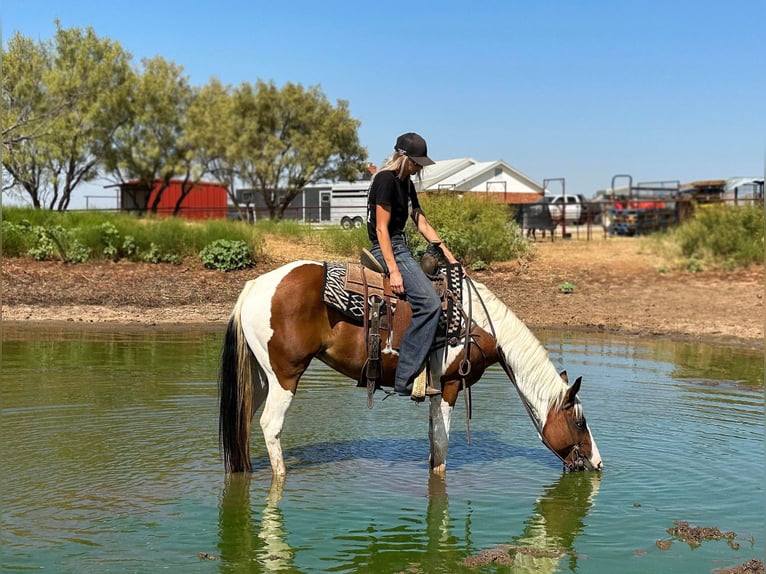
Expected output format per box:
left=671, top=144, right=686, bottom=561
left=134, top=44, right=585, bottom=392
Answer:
left=416, top=158, right=545, bottom=204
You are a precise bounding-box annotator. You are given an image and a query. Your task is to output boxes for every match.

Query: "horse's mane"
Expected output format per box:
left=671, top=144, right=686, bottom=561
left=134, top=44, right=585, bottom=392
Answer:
left=469, top=280, right=580, bottom=426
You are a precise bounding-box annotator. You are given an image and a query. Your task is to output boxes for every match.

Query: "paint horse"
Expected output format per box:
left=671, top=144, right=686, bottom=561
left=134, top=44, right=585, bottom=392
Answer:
left=219, top=260, right=603, bottom=476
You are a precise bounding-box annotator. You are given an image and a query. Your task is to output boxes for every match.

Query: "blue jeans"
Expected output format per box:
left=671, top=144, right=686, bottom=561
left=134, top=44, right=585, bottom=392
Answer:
left=371, top=238, right=441, bottom=391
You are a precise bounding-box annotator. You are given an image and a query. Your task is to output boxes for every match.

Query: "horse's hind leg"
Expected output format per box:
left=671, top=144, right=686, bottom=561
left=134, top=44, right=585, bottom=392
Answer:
left=259, top=378, right=296, bottom=477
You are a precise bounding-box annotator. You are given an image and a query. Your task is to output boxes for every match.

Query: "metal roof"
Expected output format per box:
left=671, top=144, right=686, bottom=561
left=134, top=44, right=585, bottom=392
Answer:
left=416, top=158, right=544, bottom=194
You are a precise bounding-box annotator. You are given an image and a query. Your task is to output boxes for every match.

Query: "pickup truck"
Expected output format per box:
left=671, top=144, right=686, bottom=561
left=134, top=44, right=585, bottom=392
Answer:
left=543, top=194, right=601, bottom=225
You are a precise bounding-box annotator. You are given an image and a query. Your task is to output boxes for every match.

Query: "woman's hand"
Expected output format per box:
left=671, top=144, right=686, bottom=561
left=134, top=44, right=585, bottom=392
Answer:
left=389, top=269, right=404, bottom=295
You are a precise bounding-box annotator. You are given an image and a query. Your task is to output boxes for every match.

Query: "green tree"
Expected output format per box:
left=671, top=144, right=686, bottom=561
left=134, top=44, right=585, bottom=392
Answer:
left=2, top=32, right=54, bottom=205
left=43, top=23, right=133, bottom=211
left=102, top=56, right=193, bottom=213
left=237, top=80, right=367, bottom=219
left=2, top=23, right=132, bottom=210
left=183, top=78, right=242, bottom=216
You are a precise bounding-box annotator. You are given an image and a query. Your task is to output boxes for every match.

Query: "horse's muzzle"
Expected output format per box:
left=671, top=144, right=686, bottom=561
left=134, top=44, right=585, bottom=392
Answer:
left=564, top=445, right=600, bottom=472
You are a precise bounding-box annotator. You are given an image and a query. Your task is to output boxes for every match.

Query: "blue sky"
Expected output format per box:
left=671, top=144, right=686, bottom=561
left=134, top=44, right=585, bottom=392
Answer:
left=4, top=0, right=764, bottom=204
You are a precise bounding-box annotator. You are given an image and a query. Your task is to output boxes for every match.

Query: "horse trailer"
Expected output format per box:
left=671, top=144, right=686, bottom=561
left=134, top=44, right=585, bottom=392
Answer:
left=237, top=181, right=371, bottom=227
left=304, top=182, right=370, bottom=228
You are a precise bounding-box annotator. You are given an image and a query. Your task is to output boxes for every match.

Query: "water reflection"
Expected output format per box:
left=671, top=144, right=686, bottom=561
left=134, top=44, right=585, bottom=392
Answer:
left=218, top=474, right=294, bottom=573
left=512, top=472, right=602, bottom=572
left=216, top=471, right=602, bottom=573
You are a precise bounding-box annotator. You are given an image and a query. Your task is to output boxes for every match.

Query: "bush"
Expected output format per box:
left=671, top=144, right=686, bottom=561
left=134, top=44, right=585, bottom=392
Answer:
left=1, top=221, right=34, bottom=257
left=407, top=192, right=529, bottom=266
left=654, top=205, right=763, bottom=270
left=1, top=208, right=264, bottom=264
left=99, top=222, right=121, bottom=260
left=199, top=239, right=253, bottom=271
left=43, top=226, right=91, bottom=263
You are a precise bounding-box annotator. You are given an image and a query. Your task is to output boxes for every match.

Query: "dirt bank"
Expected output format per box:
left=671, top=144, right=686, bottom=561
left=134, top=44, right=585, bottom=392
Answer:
left=2, top=236, right=763, bottom=349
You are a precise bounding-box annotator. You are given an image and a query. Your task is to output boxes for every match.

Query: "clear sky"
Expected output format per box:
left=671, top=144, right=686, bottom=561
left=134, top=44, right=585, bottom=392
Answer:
left=4, top=0, right=764, bottom=203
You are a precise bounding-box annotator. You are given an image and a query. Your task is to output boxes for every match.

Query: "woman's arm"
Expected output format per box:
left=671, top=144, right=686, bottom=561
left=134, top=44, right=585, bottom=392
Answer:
left=375, top=204, right=405, bottom=294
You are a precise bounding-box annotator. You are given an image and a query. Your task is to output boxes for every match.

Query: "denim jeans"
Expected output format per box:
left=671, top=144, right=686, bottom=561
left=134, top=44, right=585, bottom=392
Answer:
left=370, top=237, right=442, bottom=391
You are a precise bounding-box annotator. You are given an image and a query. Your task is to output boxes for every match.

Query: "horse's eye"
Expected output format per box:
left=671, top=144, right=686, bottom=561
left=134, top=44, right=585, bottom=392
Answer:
left=575, top=418, right=587, bottom=430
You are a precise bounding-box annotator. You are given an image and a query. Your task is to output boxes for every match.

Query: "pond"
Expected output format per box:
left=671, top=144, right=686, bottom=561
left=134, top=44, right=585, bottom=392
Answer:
left=1, top=324, right=763, bottom=573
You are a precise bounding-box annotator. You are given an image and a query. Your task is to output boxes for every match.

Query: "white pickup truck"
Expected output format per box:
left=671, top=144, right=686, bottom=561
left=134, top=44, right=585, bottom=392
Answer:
left=544, top=194, right=600, bottom=225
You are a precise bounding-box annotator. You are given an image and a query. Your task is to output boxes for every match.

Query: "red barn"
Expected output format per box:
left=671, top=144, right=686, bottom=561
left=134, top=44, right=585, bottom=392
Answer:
left=119, top=180, right=229, bottom=219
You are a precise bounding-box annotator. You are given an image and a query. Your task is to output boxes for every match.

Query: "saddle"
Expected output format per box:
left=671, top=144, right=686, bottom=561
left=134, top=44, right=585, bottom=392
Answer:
left=321, top=248, right=465, bottom=405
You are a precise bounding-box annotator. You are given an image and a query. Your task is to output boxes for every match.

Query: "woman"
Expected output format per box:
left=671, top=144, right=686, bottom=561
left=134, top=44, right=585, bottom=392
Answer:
left=367, top=132, right=460, bottom=397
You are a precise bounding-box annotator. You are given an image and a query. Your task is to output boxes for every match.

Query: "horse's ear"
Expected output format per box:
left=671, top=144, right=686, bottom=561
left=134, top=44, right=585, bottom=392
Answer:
left=563, top=376, right=582, bottom=409
left=559, top=370, right=568, bottom=383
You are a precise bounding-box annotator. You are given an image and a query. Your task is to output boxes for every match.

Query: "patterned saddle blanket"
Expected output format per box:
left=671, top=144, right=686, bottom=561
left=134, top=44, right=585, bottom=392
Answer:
left=321, top=262, right=464, bottom=348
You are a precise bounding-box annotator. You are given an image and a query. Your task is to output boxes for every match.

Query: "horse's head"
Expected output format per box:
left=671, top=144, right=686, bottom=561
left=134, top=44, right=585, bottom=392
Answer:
left=542, top=372, right=602, bottom=472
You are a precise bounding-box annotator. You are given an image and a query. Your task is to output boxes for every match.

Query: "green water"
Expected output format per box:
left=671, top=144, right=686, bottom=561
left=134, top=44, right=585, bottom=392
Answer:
left=1, top=324, right=763, bottom=573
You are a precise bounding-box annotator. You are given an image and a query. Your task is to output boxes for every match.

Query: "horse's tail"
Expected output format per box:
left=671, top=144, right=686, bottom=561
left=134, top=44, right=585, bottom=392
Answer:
left=219, top=282, right=259, bottom=473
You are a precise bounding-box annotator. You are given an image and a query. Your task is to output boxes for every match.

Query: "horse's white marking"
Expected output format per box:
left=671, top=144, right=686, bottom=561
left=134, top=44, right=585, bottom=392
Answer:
left=240, top=260, right=320, bottom=364
left=428, top=395, right=452, bottom=472
left=588, top=429, right=602, bottom=468
left=238, top=260, right=321, bottom=476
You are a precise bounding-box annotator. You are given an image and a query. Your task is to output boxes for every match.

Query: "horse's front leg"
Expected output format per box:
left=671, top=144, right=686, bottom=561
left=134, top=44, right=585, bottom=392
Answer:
left=260, top=383, right=295, bottom=476
left=428, top=397, right=453, bottom=474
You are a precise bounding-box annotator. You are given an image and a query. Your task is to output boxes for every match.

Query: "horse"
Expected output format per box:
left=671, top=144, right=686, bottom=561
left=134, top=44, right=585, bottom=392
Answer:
left=219, top=260, right=603, bottom=476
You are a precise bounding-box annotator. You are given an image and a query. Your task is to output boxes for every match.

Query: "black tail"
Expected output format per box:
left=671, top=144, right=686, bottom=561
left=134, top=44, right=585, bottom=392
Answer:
left=219, top=312, right=256, bottom=473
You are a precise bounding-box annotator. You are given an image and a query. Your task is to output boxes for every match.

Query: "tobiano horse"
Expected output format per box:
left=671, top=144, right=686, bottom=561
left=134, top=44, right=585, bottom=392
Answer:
left=219, top=260, right=603, bottom=476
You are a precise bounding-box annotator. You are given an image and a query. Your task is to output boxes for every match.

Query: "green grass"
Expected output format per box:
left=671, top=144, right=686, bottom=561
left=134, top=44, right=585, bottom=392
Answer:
left=318, top=225, right=369, bottom=257
left=1, top=208, right=264, bottom=263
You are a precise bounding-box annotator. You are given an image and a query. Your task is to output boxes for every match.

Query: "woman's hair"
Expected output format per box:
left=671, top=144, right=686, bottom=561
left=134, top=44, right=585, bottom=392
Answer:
left=375, top=152, right=422, bottom=183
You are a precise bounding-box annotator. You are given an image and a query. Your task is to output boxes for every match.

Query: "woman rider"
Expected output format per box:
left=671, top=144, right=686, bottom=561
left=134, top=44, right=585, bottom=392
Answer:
left=367, top=132, right=460, bottom=397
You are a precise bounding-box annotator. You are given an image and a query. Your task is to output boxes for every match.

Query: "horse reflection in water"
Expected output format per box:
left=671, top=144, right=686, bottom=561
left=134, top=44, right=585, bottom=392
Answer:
left=219, top=261, right=603, bottom=475
left=216, top=473, right=601, bottom=573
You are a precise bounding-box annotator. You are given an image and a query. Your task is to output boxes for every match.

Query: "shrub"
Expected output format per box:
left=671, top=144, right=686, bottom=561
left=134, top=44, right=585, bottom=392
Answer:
left=654, top=204, right=763, bottom=269
left=199, top=239, right=253, bottom=271
left=47, top=226, right=91, bottom=263
left=1, top=221, right=34, bottom=257
left=28, top=226, right=57, bottom=261
left=122, top=235, right=139, bottom=258
left=99, top=222, right=121, bottom=260
left=407, top=192, right=529, bottom=266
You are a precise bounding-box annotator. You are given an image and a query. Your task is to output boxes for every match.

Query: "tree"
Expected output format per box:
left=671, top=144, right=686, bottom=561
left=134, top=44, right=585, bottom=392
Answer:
left=236, top=80, right=368, bottom=219
left=43, top=23, right=133, bottom=211
left=2, top=32, right=54, bottom=205
left=2, top=23, right=133, bottom=210
left=183, top=79, right=241, bottom=216
left=102, top=56, right=193, bottom=213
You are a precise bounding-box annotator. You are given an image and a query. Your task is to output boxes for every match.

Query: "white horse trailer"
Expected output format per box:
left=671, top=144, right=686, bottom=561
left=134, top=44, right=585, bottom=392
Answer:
left=303, top=181, right=370, bottom=228
left=237, top=181, right=371, bottom=226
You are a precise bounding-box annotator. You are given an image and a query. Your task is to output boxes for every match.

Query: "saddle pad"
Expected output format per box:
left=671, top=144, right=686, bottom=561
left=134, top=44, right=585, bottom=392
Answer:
left=322, top=262, right=367, bottom=323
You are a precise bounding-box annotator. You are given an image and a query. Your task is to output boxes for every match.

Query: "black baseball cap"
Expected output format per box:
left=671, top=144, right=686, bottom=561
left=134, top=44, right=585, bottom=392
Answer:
left=394, top=132, right=435, bottom=166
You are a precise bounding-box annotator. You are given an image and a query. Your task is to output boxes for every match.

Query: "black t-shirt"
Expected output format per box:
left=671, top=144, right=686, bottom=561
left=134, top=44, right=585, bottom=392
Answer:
left=366, top=170, right=421, bottom=243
